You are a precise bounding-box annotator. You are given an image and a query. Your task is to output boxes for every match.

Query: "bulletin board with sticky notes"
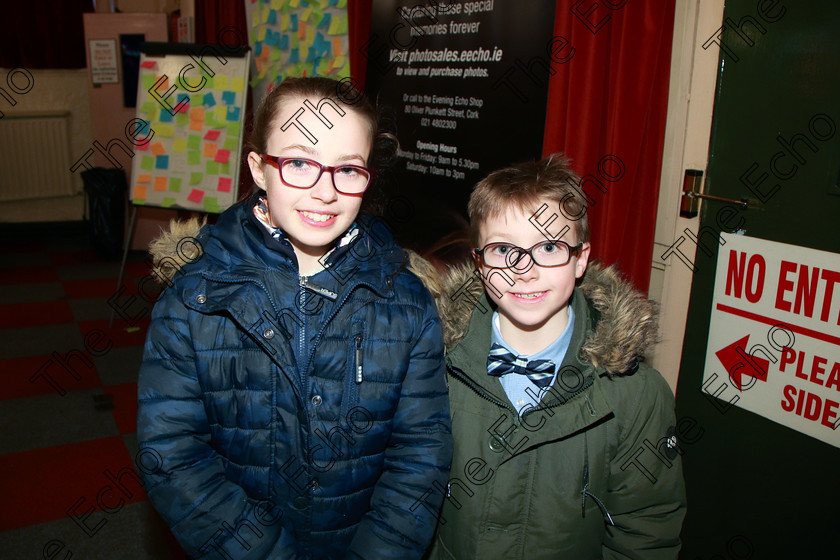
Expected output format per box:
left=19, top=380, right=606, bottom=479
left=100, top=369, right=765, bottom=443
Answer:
left=244, top=0, right=350, bottom=101
left=129, top=43, right=251, bottom=214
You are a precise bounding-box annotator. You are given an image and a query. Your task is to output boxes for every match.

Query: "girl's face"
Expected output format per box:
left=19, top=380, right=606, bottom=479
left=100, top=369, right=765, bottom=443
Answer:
left=248, top=95, right=371, bottom=268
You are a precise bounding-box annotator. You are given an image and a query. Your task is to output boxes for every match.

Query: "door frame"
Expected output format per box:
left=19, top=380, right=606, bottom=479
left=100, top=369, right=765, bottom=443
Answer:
left=648, top=0, right=725, bottom=392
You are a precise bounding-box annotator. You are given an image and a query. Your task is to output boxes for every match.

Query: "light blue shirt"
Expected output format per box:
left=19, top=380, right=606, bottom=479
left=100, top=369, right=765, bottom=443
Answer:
left=490, top=305, right=576, bottom=415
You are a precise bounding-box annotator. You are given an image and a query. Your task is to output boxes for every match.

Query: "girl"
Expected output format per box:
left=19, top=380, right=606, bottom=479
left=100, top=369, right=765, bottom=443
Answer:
left=137, top=77, right=452, bottom=559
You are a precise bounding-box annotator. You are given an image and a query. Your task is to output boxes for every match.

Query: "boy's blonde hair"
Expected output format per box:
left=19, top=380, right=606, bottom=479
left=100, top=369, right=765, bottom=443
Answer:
left=467, top=154, right=590, bottom=246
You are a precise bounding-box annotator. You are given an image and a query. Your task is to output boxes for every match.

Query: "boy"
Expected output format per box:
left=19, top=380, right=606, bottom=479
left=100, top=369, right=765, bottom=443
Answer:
left=424, top=155, right=686, bottom=559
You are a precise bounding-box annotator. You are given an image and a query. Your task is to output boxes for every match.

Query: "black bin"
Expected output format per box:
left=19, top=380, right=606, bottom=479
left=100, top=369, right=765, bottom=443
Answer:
left=81, top=167, right=126, bottom=259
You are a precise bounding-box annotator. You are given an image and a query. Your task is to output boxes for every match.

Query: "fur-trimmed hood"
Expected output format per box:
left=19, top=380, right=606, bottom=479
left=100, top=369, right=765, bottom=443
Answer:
left=410, top=258, right=659, bottom=375
left=148, top=217, right=206, bottom=285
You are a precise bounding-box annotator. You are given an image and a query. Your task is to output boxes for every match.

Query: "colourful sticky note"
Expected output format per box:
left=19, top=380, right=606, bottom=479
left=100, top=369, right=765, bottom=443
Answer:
left=203, top=93, right=216, bottom=107
left=231, top=78, right=244, bottom=92
left=134, top=185, right=147, bottom=200
left=176, top=113, right=188, bottom=127
left=271, top=0, right=282, bottom=9
left=204, top=196, right=221, bottom=213
left=137, top=174, right=152, bottom=184
left=141, top=74, right=155, bottom=90
left=187, top=187, right=204, bottom=202
left=320, top=13, right=332, bottom=30
left=154, top=176, right=167, bottom=191
left=204, top=130, right=221, bottom=141
left=257, top=25, right=267, bottom=42
left=189, top=173, right=203, bottom=186
left=203, top=143, right=218, bottom=159
left=218, top=177, right=232, bottom=192
left=267, top=9, right=277, bottom=24
left=278, top=33, right=290, bottom=49
left=220, top=162, right=231, bottom=175
left=227, top=122, right=241, bottom=138
left=215, top=74, right=229, bottom=90
left=206, top=160, right=219, bottom=175
left=169, top=177, right=182, bottom=192
left=204, top=111, right=214, bottom=126
left=158, top=124, right=176, bottom=138
left=161, top=197, right=177, bottom=208
left=190, top=119, right=203, bottom=131
left=150, top=141, right=166, bottom=156
left=223, top=137, right=238, bottom=152
left=226, top=106, right=241, bottom=122
left=213, top=106, right=227, bottom=121
left=141, top=156, right=154, bottom=171
left=140, top=60, right=157, bottom=69
left=187, top=150, right=201, bottom=165
left=222, top=91, right=236, bottom=105
left=135, top=141, right=149, bottom=151
left=187, top=134, right=201, bottom=150
left=332, top=37, right=342, bottom=56
left=190, top=107, right=205, bottom=121
left=173, top=138, right=187, bottom=153
left=214, top=149, right=231, bottom=163
left=178, top=93, right=190, bottom=106
left=159, top=108, right=173, bottom=123
left=155, top=155, right=169, bottom=169
left=291, top=13, right=299, bottom=31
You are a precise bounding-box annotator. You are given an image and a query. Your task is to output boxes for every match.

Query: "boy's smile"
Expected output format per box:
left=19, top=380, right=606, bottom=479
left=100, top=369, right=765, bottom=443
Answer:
left=477, top=199, right=590, bottom=355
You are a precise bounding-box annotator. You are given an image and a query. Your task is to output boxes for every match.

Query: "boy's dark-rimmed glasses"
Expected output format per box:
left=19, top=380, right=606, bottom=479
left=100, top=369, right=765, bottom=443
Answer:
left=259, top=155, right=374, bottom=195
left=474, top=240, right=583, bottom=270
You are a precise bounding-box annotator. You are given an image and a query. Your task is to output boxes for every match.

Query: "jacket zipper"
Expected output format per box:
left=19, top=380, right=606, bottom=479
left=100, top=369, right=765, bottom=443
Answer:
left=299, top=275, right=306, bottom=370
left=354, top=335, right=364, bottom=384
left=446, top=362, right=514, bottom=413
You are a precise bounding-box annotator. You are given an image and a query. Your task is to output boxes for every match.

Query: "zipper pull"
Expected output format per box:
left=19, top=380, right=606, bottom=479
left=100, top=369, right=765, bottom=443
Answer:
left=299, top=275, right=338, bottom=300
left=354, top=336, right=363, bottom=384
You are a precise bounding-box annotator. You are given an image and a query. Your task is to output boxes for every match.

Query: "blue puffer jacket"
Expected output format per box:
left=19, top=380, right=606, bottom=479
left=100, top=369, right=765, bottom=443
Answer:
left=137, top=197, right=452, bottom=559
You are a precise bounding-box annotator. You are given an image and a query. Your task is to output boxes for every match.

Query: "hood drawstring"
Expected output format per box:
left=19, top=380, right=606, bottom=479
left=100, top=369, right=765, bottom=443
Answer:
left=581, top=431, right=615, bottom=526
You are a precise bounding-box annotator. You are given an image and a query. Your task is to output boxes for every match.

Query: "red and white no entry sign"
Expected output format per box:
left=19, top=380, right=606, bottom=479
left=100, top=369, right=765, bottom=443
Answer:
left=702, top=233, right=840, bottom=448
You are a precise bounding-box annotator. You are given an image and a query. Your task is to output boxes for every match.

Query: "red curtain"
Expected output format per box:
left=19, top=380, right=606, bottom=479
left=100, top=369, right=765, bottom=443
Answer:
left=345, top=1, right=675, bottom=292
left=0, top=0, right=93, bottom=69
left=543, top=1, right=675, bottom=292
left=195, top=1, right=248, bottom=45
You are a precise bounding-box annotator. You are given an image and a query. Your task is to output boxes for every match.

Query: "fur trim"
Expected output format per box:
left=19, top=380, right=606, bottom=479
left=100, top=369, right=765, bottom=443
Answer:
left=410, top=257, right=659, bottom=375
left=148, top=217, right=205, bottom=285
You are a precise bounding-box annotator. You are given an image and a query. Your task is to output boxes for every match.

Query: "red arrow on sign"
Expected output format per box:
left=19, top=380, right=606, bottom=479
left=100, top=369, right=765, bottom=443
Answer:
left=716, top=335, right=770, bottom=391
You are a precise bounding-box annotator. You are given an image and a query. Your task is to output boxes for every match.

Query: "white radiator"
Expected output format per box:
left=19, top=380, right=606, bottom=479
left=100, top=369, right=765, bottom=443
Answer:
left=0, top=112, right=74, bottom=202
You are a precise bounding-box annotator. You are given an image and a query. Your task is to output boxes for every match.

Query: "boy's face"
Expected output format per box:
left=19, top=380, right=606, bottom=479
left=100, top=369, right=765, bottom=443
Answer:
left=476, top=198, right=590, bottom=342
left=247, top=95, right=371, bottom=263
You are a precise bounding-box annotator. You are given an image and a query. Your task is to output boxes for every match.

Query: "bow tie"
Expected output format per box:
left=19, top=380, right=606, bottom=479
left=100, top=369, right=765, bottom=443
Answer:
left=487, top=343, right=556, bottom=388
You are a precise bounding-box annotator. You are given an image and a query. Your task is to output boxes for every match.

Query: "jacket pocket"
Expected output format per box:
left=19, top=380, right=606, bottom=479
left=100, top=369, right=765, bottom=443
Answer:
left=340, top=319, right=365, bottom=420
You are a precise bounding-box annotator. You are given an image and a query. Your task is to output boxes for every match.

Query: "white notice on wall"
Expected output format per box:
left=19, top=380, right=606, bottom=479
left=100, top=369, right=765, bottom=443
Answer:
left=702, top=233, right=840, bottom=448
left=90, top=39, right=119, bottom=84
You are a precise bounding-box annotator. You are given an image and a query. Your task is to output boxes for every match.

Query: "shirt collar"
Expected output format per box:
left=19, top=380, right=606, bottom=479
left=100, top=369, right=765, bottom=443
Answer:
left=252, top=195, right=359, bottom=265
left=490, top=304, right=576, bottom=364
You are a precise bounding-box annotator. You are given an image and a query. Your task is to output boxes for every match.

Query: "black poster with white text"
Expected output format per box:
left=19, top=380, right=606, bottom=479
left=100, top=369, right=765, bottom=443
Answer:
left=364, top=0, right=558, bottom=238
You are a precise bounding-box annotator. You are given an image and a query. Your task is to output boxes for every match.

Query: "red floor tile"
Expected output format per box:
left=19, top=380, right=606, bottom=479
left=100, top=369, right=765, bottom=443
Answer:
left=0, top=301, right=74, bottom=329
left=0, top=266, right=59, bottom=285
left=62, top=278, right=138, bottom=300
left=76, top=318, right=151, bottom=348
left=0, top=436, right=146, bottom=532
left=0, top=354, right=101, bottom=400
left=103, top=382, right=139, bottom=435
left=0, top=239, right=47, bottom=254
left=51, top=250, right=100, bottom=266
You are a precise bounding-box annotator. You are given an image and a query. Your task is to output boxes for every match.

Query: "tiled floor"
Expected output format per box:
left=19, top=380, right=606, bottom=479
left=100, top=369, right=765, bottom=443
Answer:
left=0, top=223, right=186, bottom=559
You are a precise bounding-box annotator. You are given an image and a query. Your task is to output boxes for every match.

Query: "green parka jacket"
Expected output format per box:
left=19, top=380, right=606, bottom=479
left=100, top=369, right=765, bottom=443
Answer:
left=415, top=261, right=687, bottom=560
